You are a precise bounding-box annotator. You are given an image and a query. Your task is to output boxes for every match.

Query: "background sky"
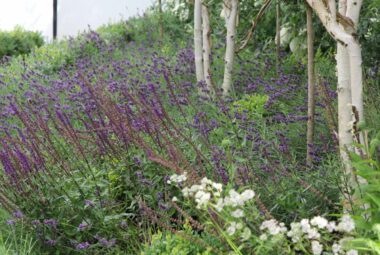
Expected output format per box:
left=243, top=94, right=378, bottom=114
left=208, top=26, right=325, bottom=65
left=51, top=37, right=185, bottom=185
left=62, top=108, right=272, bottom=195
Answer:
left=0, top=0, right=154, bottom=40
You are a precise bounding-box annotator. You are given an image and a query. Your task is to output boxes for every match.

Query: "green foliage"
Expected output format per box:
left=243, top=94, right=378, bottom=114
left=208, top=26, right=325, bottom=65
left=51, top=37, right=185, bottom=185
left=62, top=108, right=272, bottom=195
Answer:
left=359, top=0, right=380, bottom=68
left=0, top=26, right=43, bottom=59
left=97, top=22, right=133, bottom=44
left=233, top=94, right=269, bottom=116
left=0, top=210, right=39, bottom=255
left=348, top=131, right=380, bottom=253
left=141, top=226, right=213, bottom=255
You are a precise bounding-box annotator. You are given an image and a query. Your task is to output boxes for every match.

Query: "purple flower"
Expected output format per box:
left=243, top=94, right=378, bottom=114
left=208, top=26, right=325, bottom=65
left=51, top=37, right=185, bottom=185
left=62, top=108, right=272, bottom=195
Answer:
left=84, top=199, right=95, bottom=207
left=119, top=220, right=128, bottom=229
left=76, top=242, right=90, bottom=250
left=6, top=219, right=15, bottom=225
left=97, top=237, right=116, bottom=248
left=12, top=210, right=24, bottom=219
left=77, top=222, right=90, bottom=231
left=43, top=218, right=58, bottom=228
left=31, top=220, right=41, bottom=225
left=45, top=239, right=57, bottom=246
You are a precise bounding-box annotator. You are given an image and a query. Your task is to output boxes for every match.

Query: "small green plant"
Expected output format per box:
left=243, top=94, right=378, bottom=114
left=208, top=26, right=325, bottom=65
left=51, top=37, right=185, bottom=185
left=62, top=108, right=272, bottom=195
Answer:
left=0, top=26, right=43, bottom=59
left=348, top=131, right=380, bottom=254
left=233, top=94, right=269, bottom=117
left=141, top=225, right=213, bottom=255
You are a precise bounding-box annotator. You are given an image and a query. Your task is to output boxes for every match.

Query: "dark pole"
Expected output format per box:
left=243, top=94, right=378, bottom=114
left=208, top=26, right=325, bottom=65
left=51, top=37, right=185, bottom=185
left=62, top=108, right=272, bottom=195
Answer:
left=53, top=0, right=57, bottom=39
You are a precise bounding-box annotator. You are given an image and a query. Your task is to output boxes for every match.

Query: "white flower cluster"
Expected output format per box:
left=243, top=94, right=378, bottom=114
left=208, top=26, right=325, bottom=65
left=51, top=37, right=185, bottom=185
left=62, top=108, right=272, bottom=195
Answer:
left=167, top=172, right=187, bottom=184
left=168, top=174, right=255, bottom=241
left=180, top=177, right=223, bottom=209
left=214, top=189, right=255, bottom=212
left=169, top=174, right=255, bottom=211
left=260, top=219, right=287, bottom=236
left=167, top=174, right=357, bottom=255
left=284, top=215, right=356, bottom=255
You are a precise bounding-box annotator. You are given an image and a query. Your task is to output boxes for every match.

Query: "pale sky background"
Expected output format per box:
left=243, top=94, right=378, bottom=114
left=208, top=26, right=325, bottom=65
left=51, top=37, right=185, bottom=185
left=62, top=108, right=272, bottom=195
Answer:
left=0, top=0, right=154, bottom=40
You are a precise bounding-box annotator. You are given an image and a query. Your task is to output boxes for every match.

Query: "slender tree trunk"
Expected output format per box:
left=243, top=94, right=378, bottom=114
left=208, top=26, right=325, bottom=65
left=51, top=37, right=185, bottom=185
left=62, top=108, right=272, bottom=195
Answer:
left=276, top=0, right=281, bottom=70
left=306, top=4, right=315, bottom=165
left=158, top=0, right=164, bottom=41
left=346, top=0, right=364, bottom=128
left=336, top=0, right=353, bottom=178
left=305, top=0, right=364, bottom=189
left=222, top=0, right=239, bottom=96
left=202, top=4, right=213, bottom=94
left=53, top=0, right=58, bottom=40
left=194, top=0, right=204, bottom=84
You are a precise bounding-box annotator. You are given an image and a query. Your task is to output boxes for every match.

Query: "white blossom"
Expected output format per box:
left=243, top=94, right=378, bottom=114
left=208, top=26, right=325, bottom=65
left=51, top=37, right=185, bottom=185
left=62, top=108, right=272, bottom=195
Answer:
left=212, top=182, right=223, bottom=192
left=224, top=189, right=244, bottom=207
left=241, top=189, right=255, bottom=201
left=346, top=250, right=358, bottom=255
left=332, top=243, right=342, bottom=255
left=337, top=215, right=355, bottom=233
left=227, top=221, right=242, bottom=236
left=259, top=234, right=268, bottom=241
left=214, top=198, right=224, bottom=212
left=326, top=221, right=337, bottom=233
left=287, top=222, right=303, bottom=243
left=172, top=196, right=178, bottom=202
left=311, top=241, right=323, bottom=255
left=182, top=187, right=190, bottom=197
left=300, top=219, right=311, bottom=233
left=311, top=216, right=328, bottom=229
left=241, top=227, right=252, bottom=241
left=307, top=228, right=321, bottom=239
left=231, top=209, right=244, bottom=218
left=227, top=223, right=237, bottom=236
left=168, top=172, right=187, bottom=184
left=260, top=219, right=287, bottom=235
left=194, top=191, right=211, bottom=208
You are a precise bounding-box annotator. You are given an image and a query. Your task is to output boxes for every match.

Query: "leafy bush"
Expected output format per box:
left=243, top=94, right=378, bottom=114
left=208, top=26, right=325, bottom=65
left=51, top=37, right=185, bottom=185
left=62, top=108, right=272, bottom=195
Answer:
left=141, top=226, right=213, bottom=255
left=0, top=26, right=43, bottom=59
left=166, top=173, right=359, bottom=255
left=348, top=131, right=380, bottom=254
left=233, top=94, right=269, bottom=116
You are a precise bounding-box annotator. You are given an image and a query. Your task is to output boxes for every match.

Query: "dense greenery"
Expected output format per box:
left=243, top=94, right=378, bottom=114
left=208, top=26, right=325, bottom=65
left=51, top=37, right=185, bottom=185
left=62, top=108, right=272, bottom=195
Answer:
left=0, top=3, right=378, bottom=255
left=0, top=26, right=43, bottom=60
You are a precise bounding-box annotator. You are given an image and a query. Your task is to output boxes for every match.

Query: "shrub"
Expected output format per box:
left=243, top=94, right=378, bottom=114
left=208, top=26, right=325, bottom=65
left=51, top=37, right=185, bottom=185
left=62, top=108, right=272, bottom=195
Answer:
left=0, top=26, right=44, bottom=59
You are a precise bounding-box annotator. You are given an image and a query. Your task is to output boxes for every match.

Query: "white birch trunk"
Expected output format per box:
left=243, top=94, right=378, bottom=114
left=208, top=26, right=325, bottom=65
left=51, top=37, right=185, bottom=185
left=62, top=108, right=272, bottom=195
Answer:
left=306, top=4, right=315, bottom=164
left=346, top=0, right=364, bottom=126
left=337, top=44, right=354, bottom=175
left=202, top=4, right=213, bottom=93
left=306, top=0, right=364, bottom=192
left=194, top=0, right=204, bottom=84
left=222, top=0, right=238, bottom=96
left=336, top=0, right=354, bottom=178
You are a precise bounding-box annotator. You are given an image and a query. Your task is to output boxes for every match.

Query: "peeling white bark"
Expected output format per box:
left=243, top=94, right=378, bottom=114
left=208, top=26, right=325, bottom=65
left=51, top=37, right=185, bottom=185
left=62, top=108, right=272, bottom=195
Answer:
left=336, top=0, right=354, bottom=176
left=194, top=0, right=204, bottom=83
left=222, top=0, right=238, bottom=96
left=202, top=4, right=213, bottom=93
left=306, top=0, right=364, bottom=191
left=346, top=0, right=364, bottom=125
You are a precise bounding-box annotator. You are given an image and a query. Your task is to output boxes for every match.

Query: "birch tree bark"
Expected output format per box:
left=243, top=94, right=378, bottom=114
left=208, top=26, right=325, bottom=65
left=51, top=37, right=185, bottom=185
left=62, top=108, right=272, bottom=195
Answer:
left=194, top=0, right=204, bottom=84
left=306, top=4, right=315, bottom=165
left=222, top=0, right=239, bottom=96
left=202, top=4, right=213, bottom=93
left=304, top=0, right=363, bottom=121
left=346, top=0, right=364, bottom=126
left=336, top=0, right=354, bottom=180
left=305, top=0, right=364, bottom=187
